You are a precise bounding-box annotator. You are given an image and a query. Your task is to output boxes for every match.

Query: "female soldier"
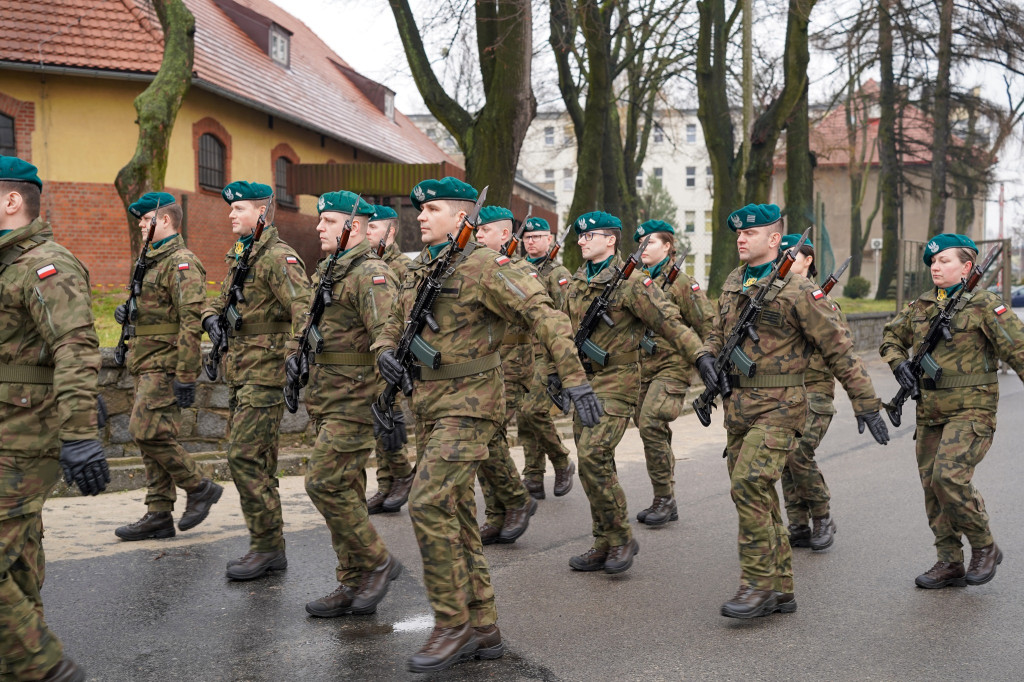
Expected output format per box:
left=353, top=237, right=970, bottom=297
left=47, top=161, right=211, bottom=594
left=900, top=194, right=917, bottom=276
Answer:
left=880, top=234, right=1024, bottom=588
left=631, top=220, right=714, bottom=526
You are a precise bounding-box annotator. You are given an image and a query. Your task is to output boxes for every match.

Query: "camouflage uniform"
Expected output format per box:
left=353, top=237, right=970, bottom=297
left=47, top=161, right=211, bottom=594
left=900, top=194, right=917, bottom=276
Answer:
left=203, top=225, right=310, bottom=552
left=371, top=243, right=413, bottom=493
left=302, top=239, right=395, bottom=586
left=0, top=219, right=100, bottom=680
left=372, top=243, right=586, bottom=628
left=880, top=288, right=1024, bottom=563
left=564, top=258, right=703, bottom=550
left=704, top=267, right=881, bottom=593
left=635, top=271, right=714, bottom=497
left=780, top=293, right=842, bottom=526
left=126, top=234, right=206, bottom=511
left=518, top=257, right=573, bottom=482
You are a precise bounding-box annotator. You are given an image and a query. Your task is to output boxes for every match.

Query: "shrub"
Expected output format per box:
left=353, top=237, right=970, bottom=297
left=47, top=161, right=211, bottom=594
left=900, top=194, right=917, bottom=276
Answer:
left=844, top=275, right=871, bottom=299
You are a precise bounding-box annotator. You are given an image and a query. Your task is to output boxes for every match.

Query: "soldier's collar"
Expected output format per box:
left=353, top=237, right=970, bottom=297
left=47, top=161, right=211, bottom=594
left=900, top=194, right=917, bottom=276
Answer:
left=645, top=255, right=670, bottom=281
left=0, top=218, right=49, bottom=251
left=148, top=233, right=180, bottom=256
left=526, top=255, right=545, bottom=265
left=935, top=282, right=963, bottom=301
left=742, top=261, right=774, bottom=291
left=426, top=242, right=448, bottom=261
left=585, top=254, right=615, bottom=282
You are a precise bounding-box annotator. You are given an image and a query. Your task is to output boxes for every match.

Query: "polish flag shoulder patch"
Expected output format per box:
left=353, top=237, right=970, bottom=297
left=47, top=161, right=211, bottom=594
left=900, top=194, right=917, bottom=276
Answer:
left=812, top=289, right=825, bottom=300
left=691, top=282, right=700, bottom=291
left=177, top=262, right=190, bottom=271
left=36, top=264, right=57, bottom=280
left=557, top=277, right=569, bottom=287
left=372, top=275, right=387, bottom=285
left=643, top=276, right=653, bottom=287
left=495, top=255, right=510, bottom=266
left=285, top=256, right=299, bottom=264
left=994, top=304, right=1008, bottom=316
left=529, top=271, right=539, bottom=278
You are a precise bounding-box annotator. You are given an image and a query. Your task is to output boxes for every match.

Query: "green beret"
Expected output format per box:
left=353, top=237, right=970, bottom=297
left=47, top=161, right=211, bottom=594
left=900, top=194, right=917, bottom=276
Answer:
left=222, top=181, right=273, bottom=204
left=476, top=206, right=514, bottom=226
left=128, top=192, right=176, bottom=218
left=411, top=176, right=478, bottom=210
left=370, top=204, right=398, bottom=222
left=923, top=233, right=978, bottom=266
left=0, top=155, right=42, bottom=189
left=524, top=217, right=551, bottom=233
left=727, top=203, right=782, bottom=231
left=317, top=191, right=374, bottom=216
left=573, top=211, right=622, bottom=234
left=779, top=233, right=813, bottom=252
left=634, top=219, right=675, bottom=242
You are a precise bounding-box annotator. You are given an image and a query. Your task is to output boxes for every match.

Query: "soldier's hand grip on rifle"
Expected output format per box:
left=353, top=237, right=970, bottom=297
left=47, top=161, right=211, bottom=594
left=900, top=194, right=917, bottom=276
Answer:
left=696, top=354, right=730, bottom=397
left=893, top=360, right=919, bottom=396
left=373, top=408, right=407, bottom=452
left=203, top=315, right=225, bottom=348
left=378, top=349, right=413, bottom=396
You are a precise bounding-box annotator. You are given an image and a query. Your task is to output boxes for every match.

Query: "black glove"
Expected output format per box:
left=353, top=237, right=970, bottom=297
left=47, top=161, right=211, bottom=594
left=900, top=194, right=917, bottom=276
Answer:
left=857, top=411, right=890, bottom=445
left=59, top=440, right=110, bottom=496
left=172, top=379, right=196, bottom=408
left=97, top=395, right=108, bottom=429
left=202, top=316, right=224, bottom=347
left=285, top=353, right=310, bottom=387
left=114, top=304, right=128, bottom=325
left=547, top=374, right=563, bottom=395
left=378, top=349, right=413, bottom=395
left=373, top=405, right=408, bottom=452
left=893, top=360, right=918, bottom=393
left=696, top=354, right=721, bottom=393
left=564, top=383, right=603, bottom=427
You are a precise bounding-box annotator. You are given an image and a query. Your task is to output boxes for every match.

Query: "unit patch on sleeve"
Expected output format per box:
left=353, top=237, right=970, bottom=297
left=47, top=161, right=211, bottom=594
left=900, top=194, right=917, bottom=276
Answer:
left=557, top=277, right=569, bottom=286
left=285, top=256, right=299, bottom=264
left=812, top=289, right=825, bottom=300
left=36, top=264, right=57, bottom=279
left=691, top=282, right=700, bottom=291
left=495, top=256, right=510, bottom=266
left=372, top=275, right=387, bottom=285
left=178, top=262, right=190, bottom=271
left=994, top=304, right=1008, bottom=316
left=642, top=276, right=653, bottom=287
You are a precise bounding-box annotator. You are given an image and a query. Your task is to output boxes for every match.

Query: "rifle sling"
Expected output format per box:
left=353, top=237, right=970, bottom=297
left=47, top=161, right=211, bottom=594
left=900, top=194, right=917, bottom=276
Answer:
left=728, top=373, right=805, bottom=388
left=232, top=322, right=292, bottom=336
left=0, top=363, right=54, bottom=384
left=501, top=333, right=531, bottom=345
left=413, top=352, right=501, bottom=381
left=314, top=351, right=375, bottom=366
left=920, top=372, right=997, bottom=390
left=0, top=234, right=47, bottom=278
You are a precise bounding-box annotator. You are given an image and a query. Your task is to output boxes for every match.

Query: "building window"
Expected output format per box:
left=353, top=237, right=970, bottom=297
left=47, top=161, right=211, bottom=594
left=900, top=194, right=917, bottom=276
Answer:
left=685, top=211, right=696, bottom=233
left=686, top=123, right=697, bottom=143
left=544, top=127, right=555, bottom=146
left=653, top=123, right=663, bottom=144
left=275, top=157, right=294, bottom=206
left=706, top=165, right=713, bottom=176
left=544, top=169, right=555, bottom=181
left=704, top=210, right=714, bottom=233
left=562, top=168, right=573, bottom=191
left=270, top=25, right=290, bottom=67
left=685, top=254, right=695, bottom=277
left=636, top=172, right=644, bottom=190
left=384, top=92, right=395, bottom=122
left=0, top=114, right=14, bottom=156
left=198, top=133, right=226, bottom=190
left=653, top=168, right=663, bottom=183
left=563, top=125, right=574, bottom=145
left=704, top=253, right=712, bottom=279
left=686, top=166, right=696, bottom=188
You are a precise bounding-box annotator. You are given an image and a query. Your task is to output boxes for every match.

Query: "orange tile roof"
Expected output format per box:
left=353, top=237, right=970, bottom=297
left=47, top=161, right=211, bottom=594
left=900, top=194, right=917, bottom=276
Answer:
left=0, top=0, right=453, bottom=165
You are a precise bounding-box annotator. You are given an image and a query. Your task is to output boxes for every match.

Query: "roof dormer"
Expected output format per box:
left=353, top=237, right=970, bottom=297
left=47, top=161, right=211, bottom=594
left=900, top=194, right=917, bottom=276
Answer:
left=331, top=60, right=396, bottom=122
left=214, top=0, right=291, bottom=68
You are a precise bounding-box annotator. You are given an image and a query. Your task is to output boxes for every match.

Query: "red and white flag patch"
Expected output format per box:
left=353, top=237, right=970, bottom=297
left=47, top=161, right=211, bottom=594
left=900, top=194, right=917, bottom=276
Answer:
left=495, top=255, right=510, bottom=266
left=530, top=271, right=538, bottom=278
left=36, top=264, right=57, bottom=280
left=557, top=277, right=569, bottom=286
left=994, top=304, right=1008, bottom=316
left=691, top=282, right=700, bottom=291
left=372, top=275, right=387, bottom=285
left=812, top=289, right=824, bottom=300
left=285, top=256, right=298, bottom=264
left=178, top=262, right=190, bottom=271
left=643, top=276, right=653, bottom=287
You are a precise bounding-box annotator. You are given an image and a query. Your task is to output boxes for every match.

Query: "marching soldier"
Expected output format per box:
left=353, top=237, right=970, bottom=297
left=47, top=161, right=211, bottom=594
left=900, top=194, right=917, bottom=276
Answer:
left=372, top=177, right=600, bottom=673
left=201, top=182, right=311, bottom=581
left=880, top=234, right=1024, bottom=589
left=0, top=156, right=108, bottom=681
left=696, top=204, right=889, bottom=619
left=564, top=211, right=704, bottom=574
left=632, top=220, right=714, bottom=526
left=114, top=192, right=223, bottom=541
left=518, top=216, right=575, bottom=500
left=472, top=206, right=539, bottom=545
left=776, top=233, right=841, bottom=551
left=363, top=204, right=415, bottom=514
left=292, top=192, right=403, bottom=618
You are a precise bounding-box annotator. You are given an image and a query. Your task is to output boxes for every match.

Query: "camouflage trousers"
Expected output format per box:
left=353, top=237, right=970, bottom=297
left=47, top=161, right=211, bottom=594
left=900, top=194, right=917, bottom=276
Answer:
left=410, top=416, right=498, bottom=628
left=573, top=398, right=633, bottom=550
left=633, top=377, right=688, bottom=498
left=227, top=384, right=285, bottom=552
left=372, top=396, right=414, bottom=493
left=519, top=367, right=570, bottom=482
left=916, top=420, right=995, bottom=563
left=0, top=451, right=62, bottom=681
left=477, top=385, right=529, bottom=528
left=725, top=426, right=796, bottom=593
left=129, top=373, right=202, bottom=512
left=306, top=420, right=389, bottom=586
left=781, top=393, right=834, bottom=525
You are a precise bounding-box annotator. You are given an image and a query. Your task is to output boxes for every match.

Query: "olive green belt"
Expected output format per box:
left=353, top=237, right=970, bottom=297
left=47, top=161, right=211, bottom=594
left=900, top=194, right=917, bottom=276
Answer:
left=728, top=373, right=805, bottom=388
left=920, top=372, right=997, bottom=390
left=606, top=350, right=640, bottom=368
left=232, top=322, right=292, bottom=336
left=129, top=323, right=179, bottom=337
left=0, top=363, right=54, bottom=384
left=502, top=333, right=531, bottom=345
left=315, top=351, right=375, bottom=366
left=413, top=352, right=502, bottom=381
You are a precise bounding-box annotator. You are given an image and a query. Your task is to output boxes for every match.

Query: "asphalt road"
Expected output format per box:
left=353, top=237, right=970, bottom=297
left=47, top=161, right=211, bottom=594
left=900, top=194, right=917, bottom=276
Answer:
left=40, top=356, right=1024, bottom=681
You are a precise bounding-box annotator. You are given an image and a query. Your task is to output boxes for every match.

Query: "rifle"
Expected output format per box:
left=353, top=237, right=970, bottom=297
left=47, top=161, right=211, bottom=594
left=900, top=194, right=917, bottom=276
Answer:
left=371, top=186, right=489, bottom=431
left=821, top=256, right=852, bottom=295
left=283, top=199, right=360, bottom=413
left=572, top=235, right=651, bottom=371
left=376, top=222, right=394, bottom=258
left=883, top=243, right=1002, bottom=428
left=113, top=199, right=161, bottom=366
left=503, top=205, right=531, bottom=257
left=639, top=247, right=690, bottom=355
left=203, top=195, right=274, bottom=381
left=692, top=227, right=811, bottom=427
left=538, top=227, right=568, bottom=270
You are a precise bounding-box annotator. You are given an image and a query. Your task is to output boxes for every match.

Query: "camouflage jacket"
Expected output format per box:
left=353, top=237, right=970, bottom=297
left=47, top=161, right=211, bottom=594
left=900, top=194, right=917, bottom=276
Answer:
left=372, top=242, right=587, bottom=424
left=301, top=239, right=396, bottom=433
left=703, top=265, right=880, bottom=435
left=804, top=293, right=845, bottom=399
left=127, top=234, right=206, bottom=382
left=641, top=270, right=715, bottom=384
left=381, top=242, right=413, bottom=282
left=565, top=257, right=703, bottom=405
left=527, top=257, right=571, bottom=379
left=0, top=218, right=100, bottom=453
left=202, top=225, right=311, bottom=387
left=497, top=257, right=538, bottom=390
left=880, top=288, right=1024, bottom=429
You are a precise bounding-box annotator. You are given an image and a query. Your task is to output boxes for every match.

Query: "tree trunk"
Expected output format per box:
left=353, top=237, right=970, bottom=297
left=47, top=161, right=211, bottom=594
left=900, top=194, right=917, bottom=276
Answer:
left=784, top=70, right=814, bottom=234
left=926, top=0, right=954, bottom=237
left=875, top=0, right=900, bottom=300
left=113, top=0, right=194, bottom=259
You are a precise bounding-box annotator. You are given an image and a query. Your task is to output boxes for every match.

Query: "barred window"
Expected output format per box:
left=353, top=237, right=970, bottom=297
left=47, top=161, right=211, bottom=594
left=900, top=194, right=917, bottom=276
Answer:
left=198, top=134, right=225, bottom=189
left=0, top=114, right=14, bottom=156
left=275, top=156, right=294, bottom=206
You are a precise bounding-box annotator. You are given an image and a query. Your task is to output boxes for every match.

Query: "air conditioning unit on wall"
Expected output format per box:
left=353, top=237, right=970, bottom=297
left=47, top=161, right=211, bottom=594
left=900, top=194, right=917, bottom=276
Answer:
left=870, top=238, right=883, bottom=250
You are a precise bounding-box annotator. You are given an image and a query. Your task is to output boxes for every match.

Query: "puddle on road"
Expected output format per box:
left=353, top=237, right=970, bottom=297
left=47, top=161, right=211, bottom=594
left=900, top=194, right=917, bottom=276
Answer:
left=391, top=614, right=434, bottom=632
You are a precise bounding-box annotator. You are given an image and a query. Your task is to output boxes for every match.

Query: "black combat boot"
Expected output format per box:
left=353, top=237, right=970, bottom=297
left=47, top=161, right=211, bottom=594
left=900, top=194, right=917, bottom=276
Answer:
left=641, top=496, right=678, bottom=526
left=810, top=515, right=837, bottom=551
left=225, top=550, right=287, bottom=580
left=179, top=478, right=223, bottom=531
left=603, top=538, right=639, bottom=574
left=553, top=461, right=576, bottom=496
left=407, top=623, right=479, bottom=673
left=366, top=489, right=388, bottom=515
left=305, top=584, right=356, bottom=617
left=115, top=511, right=175, bottom=541
left=914, top=561, right=966, bottom=589
left=351, top=554, right=403, bottom=614
left=965, top=544, right=1003, bottom=586
left=382, top=473, right=415, bottom=512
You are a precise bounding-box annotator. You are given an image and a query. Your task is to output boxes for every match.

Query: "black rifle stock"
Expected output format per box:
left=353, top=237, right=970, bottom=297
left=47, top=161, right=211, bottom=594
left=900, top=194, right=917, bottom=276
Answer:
left=640, top=247, right=690, bottom=355
left=113, top=199, right=161, bottom=366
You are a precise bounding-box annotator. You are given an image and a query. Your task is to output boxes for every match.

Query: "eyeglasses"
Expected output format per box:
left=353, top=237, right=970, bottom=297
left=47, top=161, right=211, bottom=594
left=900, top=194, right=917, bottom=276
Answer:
left=579, top=231, right=613, bottom=242
left=522, top=234, right=548, bottom=242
